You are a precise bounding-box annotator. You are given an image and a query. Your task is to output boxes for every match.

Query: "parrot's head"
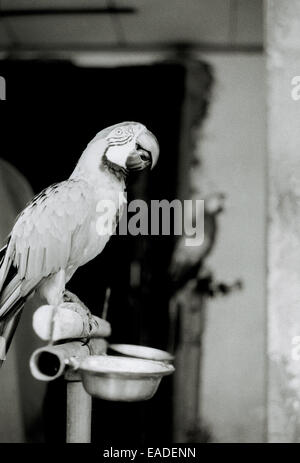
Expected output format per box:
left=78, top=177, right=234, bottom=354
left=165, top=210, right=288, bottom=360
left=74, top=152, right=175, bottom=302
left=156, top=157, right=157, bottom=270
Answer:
left=102, top=121, right=159, bottom=174
left=75, top=122, right=159, bottom=180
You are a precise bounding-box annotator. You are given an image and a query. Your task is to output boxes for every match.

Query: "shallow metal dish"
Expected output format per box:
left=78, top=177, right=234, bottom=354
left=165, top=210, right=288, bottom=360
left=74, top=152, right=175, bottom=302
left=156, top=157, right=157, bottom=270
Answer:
left=79, top=355, right=174, bottom=402
left=109, top=344, right=174, bottom=363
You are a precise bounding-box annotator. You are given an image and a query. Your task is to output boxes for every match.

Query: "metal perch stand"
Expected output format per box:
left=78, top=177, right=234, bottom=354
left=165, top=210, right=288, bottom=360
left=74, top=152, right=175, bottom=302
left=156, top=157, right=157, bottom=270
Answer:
left=30, top=288, right=174, bottom=443
left=30, top=338, right=108, bottom=443
left=65, top=369, right=92, bottom=443
left=30, top=292, right=110, bottom=443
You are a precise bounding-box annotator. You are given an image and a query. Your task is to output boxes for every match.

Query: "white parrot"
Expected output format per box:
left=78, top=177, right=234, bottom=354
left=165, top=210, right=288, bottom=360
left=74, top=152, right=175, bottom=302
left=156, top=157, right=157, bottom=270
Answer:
left=0, top=121, right=159, bottom=363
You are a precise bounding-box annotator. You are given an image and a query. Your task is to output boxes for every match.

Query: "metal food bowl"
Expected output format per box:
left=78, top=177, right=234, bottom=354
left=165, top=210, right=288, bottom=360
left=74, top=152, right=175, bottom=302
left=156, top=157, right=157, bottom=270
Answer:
left=109, top=344, right=174, bottom=363
left=79, top=355, right=174, bottom=402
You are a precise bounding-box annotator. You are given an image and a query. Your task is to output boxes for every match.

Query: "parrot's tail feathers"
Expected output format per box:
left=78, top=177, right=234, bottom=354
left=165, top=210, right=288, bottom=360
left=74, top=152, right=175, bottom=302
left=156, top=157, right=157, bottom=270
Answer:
left=0, top=304, right=24, bottom=362
left=0, top=240, right=24, bottom=320
left=0, top=243, right=37, bottom=366
left=0, top=242, right=15, bottom=295
left=0, top=268, right=39, bottom=321
left=0, top=275, right=23, bottom=319
left=0, top=274, right=27, bottom=366
left=0, top=244, right=7, bottom=265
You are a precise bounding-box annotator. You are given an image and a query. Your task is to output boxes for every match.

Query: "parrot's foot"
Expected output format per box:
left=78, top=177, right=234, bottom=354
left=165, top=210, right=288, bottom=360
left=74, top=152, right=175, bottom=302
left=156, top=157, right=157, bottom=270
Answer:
left=63, top=290, right=93, bottom=324
left=63, top=290, right=88, bottom=309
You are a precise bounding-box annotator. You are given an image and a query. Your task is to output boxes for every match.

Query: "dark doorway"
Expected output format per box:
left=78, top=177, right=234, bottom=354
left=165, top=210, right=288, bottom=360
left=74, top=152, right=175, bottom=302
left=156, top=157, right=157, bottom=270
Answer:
left=0, top=59, right=184, bottom=443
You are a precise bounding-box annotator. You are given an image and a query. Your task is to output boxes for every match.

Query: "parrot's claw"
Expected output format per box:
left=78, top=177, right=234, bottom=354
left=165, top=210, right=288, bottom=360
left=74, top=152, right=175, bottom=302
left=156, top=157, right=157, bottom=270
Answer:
left=63, top=290, right=90, bottom=313
left=63, top=290, right=80, bottom=304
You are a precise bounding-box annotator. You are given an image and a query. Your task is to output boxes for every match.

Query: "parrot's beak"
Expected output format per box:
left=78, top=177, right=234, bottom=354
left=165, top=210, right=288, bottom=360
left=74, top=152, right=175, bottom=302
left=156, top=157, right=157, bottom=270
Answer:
left=126, top=129, right=160, bottom=172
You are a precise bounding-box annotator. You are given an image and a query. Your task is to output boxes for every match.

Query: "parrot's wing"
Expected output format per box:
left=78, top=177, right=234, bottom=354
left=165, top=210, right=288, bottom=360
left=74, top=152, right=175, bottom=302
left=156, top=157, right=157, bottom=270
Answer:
left=9, top=178, right=94, bottom=282
left=0, top=178, right=94, bottom=359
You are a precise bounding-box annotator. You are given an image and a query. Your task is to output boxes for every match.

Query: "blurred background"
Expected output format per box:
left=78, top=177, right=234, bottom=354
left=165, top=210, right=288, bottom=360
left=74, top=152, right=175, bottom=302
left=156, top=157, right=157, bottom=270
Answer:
left=0, top=0, right=298, bottom=444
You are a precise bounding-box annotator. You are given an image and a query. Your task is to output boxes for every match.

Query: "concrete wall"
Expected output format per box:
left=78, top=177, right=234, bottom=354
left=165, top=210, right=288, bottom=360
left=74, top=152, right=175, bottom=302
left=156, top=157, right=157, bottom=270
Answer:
left=266, top=0, right=300, bottom=443
left=194, top=53, right=266, bottom=442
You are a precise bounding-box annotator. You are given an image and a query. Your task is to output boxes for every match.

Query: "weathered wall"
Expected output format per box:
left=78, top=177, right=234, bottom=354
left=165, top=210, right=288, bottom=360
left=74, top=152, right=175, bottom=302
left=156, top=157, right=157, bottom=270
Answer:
left=266, top=0, right=300, bottom=443
left=193, top=53, right=266, bottom=442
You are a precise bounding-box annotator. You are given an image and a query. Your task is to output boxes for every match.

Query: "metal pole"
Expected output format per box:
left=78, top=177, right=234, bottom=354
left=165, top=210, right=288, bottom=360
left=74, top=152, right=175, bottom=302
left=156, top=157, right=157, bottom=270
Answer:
left=66, top=371, right=92, bottom=443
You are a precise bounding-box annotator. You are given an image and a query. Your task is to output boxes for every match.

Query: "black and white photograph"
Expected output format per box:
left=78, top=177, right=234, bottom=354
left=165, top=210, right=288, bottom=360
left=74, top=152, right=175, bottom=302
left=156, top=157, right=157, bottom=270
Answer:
left=0, top=0, right=298, bottom=453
